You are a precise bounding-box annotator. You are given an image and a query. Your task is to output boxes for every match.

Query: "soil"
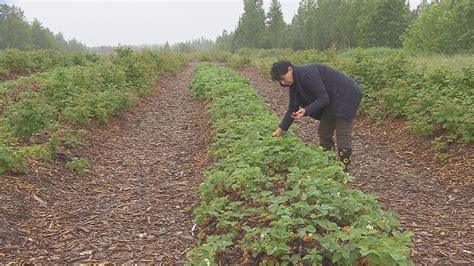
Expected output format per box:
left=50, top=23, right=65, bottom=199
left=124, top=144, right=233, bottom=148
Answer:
left=235, top=67, right=473, bottom=264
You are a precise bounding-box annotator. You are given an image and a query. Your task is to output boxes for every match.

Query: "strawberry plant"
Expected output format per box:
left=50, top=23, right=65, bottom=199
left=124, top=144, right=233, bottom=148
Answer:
left=187, top=63, right=413, bottom=265
left=66, top=157, right=89, bottom=176
left=0, top=144, right=13, bottom=173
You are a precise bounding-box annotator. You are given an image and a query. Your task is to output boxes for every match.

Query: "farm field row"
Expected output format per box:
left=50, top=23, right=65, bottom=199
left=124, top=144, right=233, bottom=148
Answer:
left=0, top=49, right=100, bottom=82
left=186, top=63, right=413, bottom=265
left=0, top=49, right=188, bottom=173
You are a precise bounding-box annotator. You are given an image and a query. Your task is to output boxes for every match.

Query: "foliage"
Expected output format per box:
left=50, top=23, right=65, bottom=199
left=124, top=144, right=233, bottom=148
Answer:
left=0, top=144, right=13, bottom=173
left=356, top=0, right=412, bottom=48
left=0, top=48, right=188, bottom=173
left=195, top=49, right=233, bottom=63
left=216, top=0, right=419, bottom=52
left=214, top=30, right=234, bottom=52
left=0, top=4, right=88, bottom=51
left=215, top=0, right=471, bottom=55
left=3, top=92, right=56, bottom=139
left=0, top=48, right=99, bottom=77
left=402, top=0, right=474, bottom=54
left=66, top=157, right=89, bottom=176
left=232, top=0, right=266, bottom=50
left=0, top=5, right=88, bottom=52
left=343, top=55, right=473, bottom=143
left=207, top=48, right=473, bottom=144
left=289, top=0, right=315, bottom=51
left=186, top=63, right=413, bottom=265
left=264, top=0, right=288, bottom=49
left=171, top=37, right=215, bottom=53
left=0, top=143, right=50, bottom=173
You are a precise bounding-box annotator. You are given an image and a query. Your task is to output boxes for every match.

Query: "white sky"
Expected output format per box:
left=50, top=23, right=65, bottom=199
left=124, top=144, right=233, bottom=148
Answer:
left=7, top=0, right=424, bottom=47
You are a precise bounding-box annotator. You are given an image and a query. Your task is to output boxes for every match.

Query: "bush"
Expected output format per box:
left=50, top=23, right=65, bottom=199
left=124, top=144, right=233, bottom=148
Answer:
left=3, top=92, right=56, bottom=139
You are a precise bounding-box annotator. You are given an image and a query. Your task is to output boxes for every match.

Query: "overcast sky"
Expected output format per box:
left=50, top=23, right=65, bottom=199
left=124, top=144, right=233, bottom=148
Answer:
left=4, top=0, right=424, bottom=47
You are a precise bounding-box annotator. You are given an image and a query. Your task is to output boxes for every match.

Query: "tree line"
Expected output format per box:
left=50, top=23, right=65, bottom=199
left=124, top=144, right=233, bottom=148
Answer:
left=2, top=1, right=470, bottom=55
left=0, top=4, right=215, bottom=54
left=86, top=38, right=214, bottom=55
left=0, top=5, right=88, bottom=52
left=215, top=0, right=473, bottom=54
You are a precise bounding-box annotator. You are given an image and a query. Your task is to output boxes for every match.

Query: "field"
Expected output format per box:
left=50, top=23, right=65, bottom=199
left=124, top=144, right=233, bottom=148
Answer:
left=0, top=49, right=472, bottom=264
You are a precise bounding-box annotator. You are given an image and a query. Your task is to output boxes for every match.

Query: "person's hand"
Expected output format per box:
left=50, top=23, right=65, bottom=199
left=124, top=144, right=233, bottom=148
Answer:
left=272, top=127, right=284, bottom=137
left=291, top=108, right=306, bottom=119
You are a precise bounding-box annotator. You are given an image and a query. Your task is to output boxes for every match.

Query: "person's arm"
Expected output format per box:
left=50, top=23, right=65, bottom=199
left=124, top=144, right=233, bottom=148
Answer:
left=276, top=87, right=298, bottom=133
left=302, top=70, right=329, bottom=116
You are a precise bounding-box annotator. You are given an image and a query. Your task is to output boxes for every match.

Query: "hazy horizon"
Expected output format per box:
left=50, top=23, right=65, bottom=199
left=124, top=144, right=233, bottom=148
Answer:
left=3, top=0, right=425, bottom=47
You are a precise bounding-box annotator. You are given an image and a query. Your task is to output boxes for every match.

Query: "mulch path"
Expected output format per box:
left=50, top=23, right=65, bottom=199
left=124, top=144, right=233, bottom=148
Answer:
left=235, top=67, right=473, bottom=264
left=0, top=63, right=212, bottom=263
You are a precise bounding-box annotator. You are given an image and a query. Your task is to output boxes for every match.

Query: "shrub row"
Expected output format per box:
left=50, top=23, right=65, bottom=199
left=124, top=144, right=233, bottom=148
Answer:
left=0, top=48, right=100, bottom=79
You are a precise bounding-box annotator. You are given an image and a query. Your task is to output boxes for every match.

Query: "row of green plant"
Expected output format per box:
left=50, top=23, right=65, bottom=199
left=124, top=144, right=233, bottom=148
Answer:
left=341, top=54, right=473, bottom=144
left=186, top=63, right=413, bottom=265
left=198, top=48, right=473, bottom=144
left=0, top=49, right=100, bottom=79
left=0, top=48, right=188, bottom=173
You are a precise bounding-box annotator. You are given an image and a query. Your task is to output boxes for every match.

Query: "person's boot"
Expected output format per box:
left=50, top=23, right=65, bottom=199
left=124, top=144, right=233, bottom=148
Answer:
left=338, top=148, right=352, bottom=172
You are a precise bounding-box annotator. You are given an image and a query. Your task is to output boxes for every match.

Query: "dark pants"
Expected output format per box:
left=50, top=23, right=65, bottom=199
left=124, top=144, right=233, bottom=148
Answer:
left=318, top=110, right=353, bottom=150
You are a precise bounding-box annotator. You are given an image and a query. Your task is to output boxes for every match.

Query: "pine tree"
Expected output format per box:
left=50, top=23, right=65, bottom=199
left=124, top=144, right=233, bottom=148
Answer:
left=0, top=5, right=31, bottom=50
left=335, top=0, right=364, bottom=49
left=289, top=0, right=315, bottom=50
left=306, top=0, right=342, bottom=50
left=232, top=0, right=266, bottom=50
left=163, top=41, right=171, bottom=51
left=30, top=19, right=55, bottom=50
left=266, top=0, right=288, bottom=48
left=215, top=30, right=234, bottom=51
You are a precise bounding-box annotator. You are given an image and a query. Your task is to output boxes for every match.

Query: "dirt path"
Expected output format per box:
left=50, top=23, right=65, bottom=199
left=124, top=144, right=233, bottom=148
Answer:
left=235, top=67, right=473, bottom=264
left=1, top=63, right=211, bottom=263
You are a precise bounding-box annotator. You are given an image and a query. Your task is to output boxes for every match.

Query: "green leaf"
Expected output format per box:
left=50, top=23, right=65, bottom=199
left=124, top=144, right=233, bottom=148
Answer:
left=317, top=220, right=339, bottom=231
left=389, top=250, right=407, bottom=261
left=304, top=225, right=317, bottom=233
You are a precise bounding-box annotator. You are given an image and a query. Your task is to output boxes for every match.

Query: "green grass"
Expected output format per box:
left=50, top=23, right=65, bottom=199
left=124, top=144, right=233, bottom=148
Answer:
left=338, top=47, right=473, bottom=71
left=412, top=54, right=474, bottom=71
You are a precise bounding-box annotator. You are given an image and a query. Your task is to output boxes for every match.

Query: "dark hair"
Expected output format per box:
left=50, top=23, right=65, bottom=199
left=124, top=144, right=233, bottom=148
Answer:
left=271, top=60, right=292, bottom=81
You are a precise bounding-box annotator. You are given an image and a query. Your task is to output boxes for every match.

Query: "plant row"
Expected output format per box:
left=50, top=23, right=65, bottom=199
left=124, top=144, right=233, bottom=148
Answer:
left=0, top=49, right=100, bottom=80
left=0, top=48, right=188, bottom=173
left=186, top=63, right=413, bottom=265
left=199, top=48, right=473, bottom=144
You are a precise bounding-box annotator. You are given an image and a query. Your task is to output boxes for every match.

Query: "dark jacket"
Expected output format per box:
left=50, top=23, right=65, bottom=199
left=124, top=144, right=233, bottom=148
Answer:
left=279, top=64, right=363, bottom=131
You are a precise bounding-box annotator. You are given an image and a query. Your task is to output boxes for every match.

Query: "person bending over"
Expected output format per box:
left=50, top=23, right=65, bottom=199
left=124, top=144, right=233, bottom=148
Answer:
left=271, top=60, right=363, bottom=172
